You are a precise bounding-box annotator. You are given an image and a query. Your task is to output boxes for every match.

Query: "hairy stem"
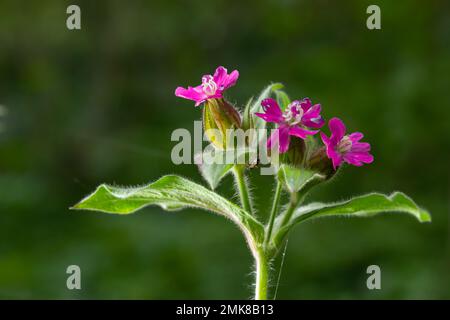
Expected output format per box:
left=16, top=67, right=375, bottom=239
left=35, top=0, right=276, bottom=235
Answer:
left=264, top=181, right=282, bottom=248
left=254, top=249, right=269, bottom=300
left=232, top=165, right=252, bottom=214
left=279, top=193, right=299, bottom=227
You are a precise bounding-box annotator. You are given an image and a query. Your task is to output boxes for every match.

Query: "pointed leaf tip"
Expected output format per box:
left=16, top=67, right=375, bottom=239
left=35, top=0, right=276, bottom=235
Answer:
left=271, top=191, right=431, bottom=249
left=195, top=150, right=234, bottom=190
left=71, top=175, right=265, bottom=243
left=291, top=191, right=431, bottom=225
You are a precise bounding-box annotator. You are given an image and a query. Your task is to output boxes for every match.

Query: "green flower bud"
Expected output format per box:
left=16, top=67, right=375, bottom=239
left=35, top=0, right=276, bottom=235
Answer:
left=281, top=137, right=306, bottom=168
left=203, top=98, right=241, bottom=149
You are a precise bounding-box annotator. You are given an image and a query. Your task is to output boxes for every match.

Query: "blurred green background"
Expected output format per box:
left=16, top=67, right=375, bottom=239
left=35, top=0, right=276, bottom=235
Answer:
left=0, top=0, right=449, bottom=299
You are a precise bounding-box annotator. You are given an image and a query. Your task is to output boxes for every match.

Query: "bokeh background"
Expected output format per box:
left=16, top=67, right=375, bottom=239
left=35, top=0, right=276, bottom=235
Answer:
left=0, top=0, right=449, bottom=299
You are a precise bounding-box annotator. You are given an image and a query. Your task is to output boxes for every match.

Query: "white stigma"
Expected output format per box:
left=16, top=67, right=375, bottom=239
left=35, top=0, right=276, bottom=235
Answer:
left=283, top=102, right=304, bottom=125
left=337, top=136, right=353, bottom=154
left=202, top=76, right=218, bottom=96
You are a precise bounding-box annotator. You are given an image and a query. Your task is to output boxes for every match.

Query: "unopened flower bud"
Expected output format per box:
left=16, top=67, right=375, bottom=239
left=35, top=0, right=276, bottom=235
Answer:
left=203, top=98, right=241, bottom=149
left=281, top=137, right=305, bottom=168
left=307, top=146, right=335, bottom=179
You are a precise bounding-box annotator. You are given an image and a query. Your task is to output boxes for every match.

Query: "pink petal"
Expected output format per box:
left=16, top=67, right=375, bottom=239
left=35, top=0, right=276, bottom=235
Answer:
left=213, top=66, right=239, bottom=91
left=351, top=142, right=371, bottom=153
left=255, top=112, right=283, bottom=123
left=346, top=131, right=373, bottom=167
left=212, top=66, right=227, bottom=84
left=302, top=104, right=324, bottom=128
left=343, top=152, right=374, bottom=166
left=331, top=154, right=343, bottom=169
left=303, top=117, right=324, bottom=129
left=267, top=132, right=275, bottom=150
left=278, top=126, right=291, bottom=153
left=343, top=155, right=363, bottom=166
left=299, top=98, right=312, bottom=112
left=303, top=104, right=321, bottom=119
left=267, top=126, right=291, bottom=153
left=349, top=132, right=364, bottom=142
left=257, top=98, right=283, bottom=123
left=360, top=153, right=374, bottom=163
left=329, top=117, right=346, bottom=144
left=175, top=86, right=207, bottom=106
left=222, top=70, right=239, bottom=90
left=327, top=147, right=342, bottom=169
left=320, top=132, right=330, bottom=145
left=288, top=126, right=318, bottom=139
left=321, top=132, right=341, bottom=169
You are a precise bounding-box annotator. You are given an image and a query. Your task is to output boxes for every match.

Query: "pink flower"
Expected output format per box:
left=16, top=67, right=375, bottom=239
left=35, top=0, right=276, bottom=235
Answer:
left=255, top=98, right=324, bottom=153
left=175, top=66, right=239, bottom=106
left=320, top=117, right=374, bottom=169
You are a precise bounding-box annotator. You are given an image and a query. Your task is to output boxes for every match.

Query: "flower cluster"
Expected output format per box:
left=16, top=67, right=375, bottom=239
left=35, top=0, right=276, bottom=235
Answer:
left=255, top=98, right=373, bottom=169
left=175, top=66, right=373, bottom=170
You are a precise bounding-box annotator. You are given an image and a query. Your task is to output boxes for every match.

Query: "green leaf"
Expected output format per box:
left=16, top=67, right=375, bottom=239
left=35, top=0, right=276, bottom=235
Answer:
left=250, top=83, right=284, bottom=130
left=277, top=164, right=326, bottom=194
left=292, top=192, right=431, bottom=223
left=195, top=145, right=256, bottom=190
left=272, top=192, right=431, bottom=248
left=72, top=175, right=264, bottom=244
left=195, top=149, right=234, bottom=190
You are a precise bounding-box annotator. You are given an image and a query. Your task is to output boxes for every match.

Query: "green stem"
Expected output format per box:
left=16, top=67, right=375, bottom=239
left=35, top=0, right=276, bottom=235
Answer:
left=264, top=181, right=282, bottom=248
left=279, top=193, right=299, bottom=228
left=233, top=165, right=252, bottom=214
left=254, top=249, right=269, bottom=300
